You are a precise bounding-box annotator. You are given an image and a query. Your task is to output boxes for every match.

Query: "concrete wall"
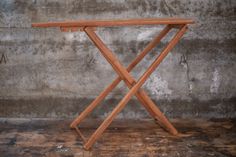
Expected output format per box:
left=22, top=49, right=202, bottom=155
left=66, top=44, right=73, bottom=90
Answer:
left=0, top=0, right=235, bottom=119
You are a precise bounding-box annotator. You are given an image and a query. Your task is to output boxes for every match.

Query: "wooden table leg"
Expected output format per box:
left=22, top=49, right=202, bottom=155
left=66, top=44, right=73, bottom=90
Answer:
left=83, top=25, right=188, bottom=150
left=70, top=25, right=171, bottom=128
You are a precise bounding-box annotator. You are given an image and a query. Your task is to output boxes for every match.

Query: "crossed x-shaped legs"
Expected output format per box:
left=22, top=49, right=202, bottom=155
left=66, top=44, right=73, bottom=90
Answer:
left=70, top=24, right=188, bottom=150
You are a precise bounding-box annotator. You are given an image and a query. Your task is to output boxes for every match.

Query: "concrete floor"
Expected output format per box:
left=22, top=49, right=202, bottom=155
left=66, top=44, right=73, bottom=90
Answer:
left=0, top=118, right=235, bottom=157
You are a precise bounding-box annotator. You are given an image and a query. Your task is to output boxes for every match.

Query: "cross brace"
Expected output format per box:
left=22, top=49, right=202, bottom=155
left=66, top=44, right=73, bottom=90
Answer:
left=70, top=24, right=188, bottom=150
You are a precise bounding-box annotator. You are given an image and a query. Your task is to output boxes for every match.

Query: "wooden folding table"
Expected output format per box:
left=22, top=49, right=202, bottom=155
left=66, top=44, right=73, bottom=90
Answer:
left=32, top=18, right=194, bottom=150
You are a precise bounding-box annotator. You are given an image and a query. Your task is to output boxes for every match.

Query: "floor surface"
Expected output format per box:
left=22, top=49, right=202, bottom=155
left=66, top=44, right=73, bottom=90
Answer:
left=0, top=118, right=235, bottom=157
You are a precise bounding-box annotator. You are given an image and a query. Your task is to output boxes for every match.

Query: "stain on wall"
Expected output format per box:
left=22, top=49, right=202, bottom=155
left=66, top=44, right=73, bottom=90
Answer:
left=0, top=53, right=8, bottom=64
left=0, top=0, right=235, bottom=118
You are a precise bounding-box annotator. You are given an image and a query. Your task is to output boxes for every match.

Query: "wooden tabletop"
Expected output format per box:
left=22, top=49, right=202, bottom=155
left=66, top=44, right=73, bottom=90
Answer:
left=32, top=18, right=194, bottom=28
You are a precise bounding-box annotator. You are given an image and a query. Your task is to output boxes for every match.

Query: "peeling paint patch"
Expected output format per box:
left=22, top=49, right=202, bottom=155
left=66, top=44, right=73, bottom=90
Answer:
left=210, top=68, right=221, bottom=93
left=137, top=29, right=156, bottom=41
left=63, top=32, right=87, bottom=42
left=145, top=74, right=172, bottom=96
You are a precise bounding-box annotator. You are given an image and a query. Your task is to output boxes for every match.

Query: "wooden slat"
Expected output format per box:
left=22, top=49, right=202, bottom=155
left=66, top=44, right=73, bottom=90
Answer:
left=74, top=126, right=86, bottom=142
left=32, top=18, right=194, bottom=28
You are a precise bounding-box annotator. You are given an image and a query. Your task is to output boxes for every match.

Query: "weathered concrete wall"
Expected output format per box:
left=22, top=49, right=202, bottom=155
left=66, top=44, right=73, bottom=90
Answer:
left=0, top=0, right=235, bottom=118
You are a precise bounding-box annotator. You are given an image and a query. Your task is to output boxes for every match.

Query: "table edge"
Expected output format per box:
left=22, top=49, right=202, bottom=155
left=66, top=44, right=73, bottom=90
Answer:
left=32, top=18, right=194, bottom=28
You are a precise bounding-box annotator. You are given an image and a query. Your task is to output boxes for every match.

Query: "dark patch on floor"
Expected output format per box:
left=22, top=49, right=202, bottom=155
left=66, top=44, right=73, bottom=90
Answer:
left=0, top=118, right=235, bottom=157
